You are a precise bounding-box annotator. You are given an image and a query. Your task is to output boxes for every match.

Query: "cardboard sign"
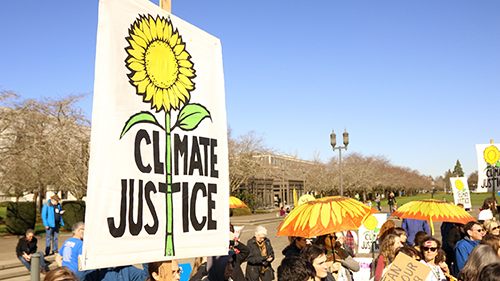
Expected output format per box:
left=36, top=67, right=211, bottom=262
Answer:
left=82, top=0, right=229, bottom=270
left=476, top=143, right=500, bottom=193
left=381, top=253, right=431, bottom=281
left=450, top=177, right=472, bottom=209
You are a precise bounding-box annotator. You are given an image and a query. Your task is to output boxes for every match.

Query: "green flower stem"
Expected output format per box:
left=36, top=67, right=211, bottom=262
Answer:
left=165, top=111, right=174, bottom=256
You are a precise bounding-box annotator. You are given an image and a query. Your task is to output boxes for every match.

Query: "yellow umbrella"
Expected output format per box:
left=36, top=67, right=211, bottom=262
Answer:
left=277, top=196, right=377, bottom=238
left=293, top=188, right=298, bottom=207
left=298, top=194, right=316, bottom=206
left=229, top=196, right=248, bottom=209
left=391, top=199, right=475, bottom=235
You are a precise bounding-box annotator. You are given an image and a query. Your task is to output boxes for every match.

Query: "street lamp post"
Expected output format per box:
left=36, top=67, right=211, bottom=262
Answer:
left=330, top=129, right=349, bottom=196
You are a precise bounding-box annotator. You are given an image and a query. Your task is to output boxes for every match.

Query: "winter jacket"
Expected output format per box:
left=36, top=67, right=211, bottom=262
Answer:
left=16, top=237, right=38, bottom=257
left=246, top=237, right=274, bottom=281
left=41, top=201, right=64, bottom=228
left=454, top=237, right=479, bottom=273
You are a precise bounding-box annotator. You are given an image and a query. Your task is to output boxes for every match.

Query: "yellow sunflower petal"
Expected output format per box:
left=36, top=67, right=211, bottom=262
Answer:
left=137, top=80, right=148, bottom=94
left=128, top=61, right=145, bottom=72
left=178, top=73, right=193, bottom=87
left=140, top=20, right=153, bottom=42
left=176, top=52, right=189, bottom=60
left=169, top=31, right=179, bottom=48
left=179, top=66, right=195, bottom=78
left=148, top=16, right=159, bottom=39
left=130, top=34, right=147, bottom=49
left=127, top=47, right=144, bottom=60
left=163, top=20, right=173, bottom=41
left=320, top=203, right=331, bottom=228
left=133, top=24, right=151, bottom=44
left=130, top=70, right=147, bottom=82
left=173, top=83, right=190, bottom=99
left=178, top=59, right=193, bottom=68
left=145, top=83, right=156, bottom=101
left=173, top=43, right=185, bottom=56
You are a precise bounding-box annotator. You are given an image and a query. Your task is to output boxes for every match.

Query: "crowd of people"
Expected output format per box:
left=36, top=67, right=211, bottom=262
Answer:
left=12, top=196, right=500, bottom=281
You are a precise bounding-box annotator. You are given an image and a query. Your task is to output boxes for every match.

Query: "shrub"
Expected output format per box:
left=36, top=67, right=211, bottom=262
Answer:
left=62, top=201, right=85, bottom=231
left=231, top=207, right=252, bottom=216
left=5, top=202, right=36, bottom=235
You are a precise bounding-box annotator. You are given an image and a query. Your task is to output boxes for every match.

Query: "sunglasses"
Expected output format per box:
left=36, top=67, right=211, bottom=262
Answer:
left=491, top=226, right=500, bottom=231
left=422, top=246, right=438, bottom=252
left=473, top=228, right=485, bottom=233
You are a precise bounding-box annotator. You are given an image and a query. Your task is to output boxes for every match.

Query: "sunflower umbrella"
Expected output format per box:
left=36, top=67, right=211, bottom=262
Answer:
left=229, top=196, right=248, bottom=209
left=277, top=196, right=377, bottom=238
left=391, top=199, right=475, bottom=235
left=293, top=188, right=298, bottom=207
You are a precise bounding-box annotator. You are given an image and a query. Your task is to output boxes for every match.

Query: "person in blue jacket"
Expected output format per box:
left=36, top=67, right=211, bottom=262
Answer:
left=454, top=221, right=485, bottom=276
left=402, top=218, right=430, bottom=246
left=41, top=194, right=64, bottom=256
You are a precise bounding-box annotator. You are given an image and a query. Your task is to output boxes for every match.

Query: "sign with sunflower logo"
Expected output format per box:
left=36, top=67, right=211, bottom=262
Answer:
left=357, top=213, right=387, bottom=254
left=449, top=177, right=471, bottom=209
left=82, top=0, right=229, bottom=270
left=476, top=144, right=500, bottom=193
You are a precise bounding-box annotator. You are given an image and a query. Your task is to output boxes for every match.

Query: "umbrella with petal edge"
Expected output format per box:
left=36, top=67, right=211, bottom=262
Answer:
left=277, top=196, right=377, bottom=238
left=229, top=196, right=248, bottom=209
left=391, top=199, right=475, bottom=235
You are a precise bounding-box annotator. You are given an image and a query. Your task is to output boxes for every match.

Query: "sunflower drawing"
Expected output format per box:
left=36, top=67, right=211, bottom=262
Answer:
left=120, top=15, right=211, bottom=256
left=484, top=145, right=500, bottom=166
left=126, top=15, right=195, bottom=112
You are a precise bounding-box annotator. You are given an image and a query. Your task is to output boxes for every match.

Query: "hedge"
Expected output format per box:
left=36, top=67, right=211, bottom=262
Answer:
left=62, top=201, right=86, bottom=231
left=5, top=202, right=36, bottom=235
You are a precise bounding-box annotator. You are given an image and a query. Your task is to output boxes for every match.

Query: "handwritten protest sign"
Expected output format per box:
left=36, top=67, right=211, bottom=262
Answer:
left=476, top=143, right=500, bottom=193
left=381, top=253, right=431, bottom=281
left=450, top=177, right=472, bottom=209
left=82, top=0, right=229, bottom=269
left=358, top=213, right=387, bottom=254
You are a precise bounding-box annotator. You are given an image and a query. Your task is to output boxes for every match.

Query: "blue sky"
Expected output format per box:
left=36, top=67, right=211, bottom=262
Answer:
left=1, top=0, right=499, bottom=178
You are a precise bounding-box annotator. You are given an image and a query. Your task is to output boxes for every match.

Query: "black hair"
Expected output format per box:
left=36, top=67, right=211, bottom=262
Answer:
left=277, top=256, right=316, bottom=281
left=301, top=244, right=326, bottom=264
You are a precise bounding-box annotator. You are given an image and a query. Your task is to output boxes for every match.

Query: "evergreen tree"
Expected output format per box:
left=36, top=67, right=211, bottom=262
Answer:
left=453, top=160, right=464, bottom=177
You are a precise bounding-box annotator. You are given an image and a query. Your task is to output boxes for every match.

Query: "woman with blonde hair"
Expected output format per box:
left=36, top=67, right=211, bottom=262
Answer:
left=483, top=219, right=500, bottom=236
left=373, top=234, right=402, bottom=281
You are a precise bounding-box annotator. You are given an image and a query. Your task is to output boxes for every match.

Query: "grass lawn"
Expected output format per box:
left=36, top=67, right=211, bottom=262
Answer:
left=379, top=192, right=493, bottom=209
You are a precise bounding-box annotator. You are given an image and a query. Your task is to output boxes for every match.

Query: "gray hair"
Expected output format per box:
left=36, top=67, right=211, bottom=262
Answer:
left=255, top=225, right=268, bottom=236
left=72, top=222, right=85, bottom=233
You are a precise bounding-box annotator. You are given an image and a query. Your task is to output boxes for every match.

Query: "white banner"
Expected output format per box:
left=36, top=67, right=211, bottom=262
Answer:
left=449, top=177, right=472, bottom=209
left=357, top=213, right=387, bottom=254
left=476, top=144, right=500, bottom=193
left=83, top=0, right=229, bottom=269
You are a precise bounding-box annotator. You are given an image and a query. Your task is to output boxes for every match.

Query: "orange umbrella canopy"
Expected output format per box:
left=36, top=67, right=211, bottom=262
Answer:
left=277, top=196, right=377, bottom=238
left=391, top=199, right=475, bottom=224
left=229, top=196, right=248, bottom=209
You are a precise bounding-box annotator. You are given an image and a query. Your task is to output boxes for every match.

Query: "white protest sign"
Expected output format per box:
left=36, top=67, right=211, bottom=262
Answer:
left=83, top=0, right=229, bottom=269
left=357, top=213, right=387, bottom=254
left=450, top=177, right=472, bottom=209
left=476, top=144, right=500, bottom=193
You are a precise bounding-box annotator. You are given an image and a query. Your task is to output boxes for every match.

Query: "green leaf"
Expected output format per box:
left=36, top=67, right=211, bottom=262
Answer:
left=119, top=111, right=164, bottom=139
left=176, top=103, right=211, bottom=131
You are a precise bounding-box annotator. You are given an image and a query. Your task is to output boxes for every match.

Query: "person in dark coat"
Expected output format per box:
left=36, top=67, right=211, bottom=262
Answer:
left=16, top=229, right=49, bottom=272
left=282, top=236, right=307, bottom=258
left=246, top=226, right=275, bottom=281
